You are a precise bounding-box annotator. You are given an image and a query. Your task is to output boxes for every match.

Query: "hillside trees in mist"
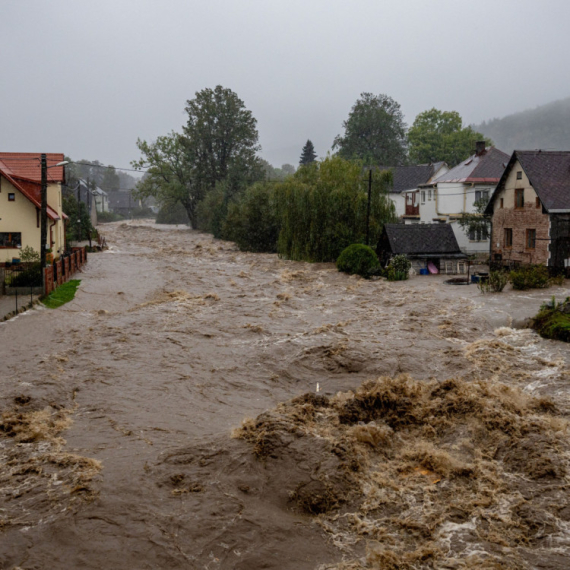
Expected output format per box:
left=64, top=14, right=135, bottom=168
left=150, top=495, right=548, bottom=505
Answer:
left=475, top=97, right=570, bottom=154
left=408, top=109, right=492, bottom=166
left=133, top=85, right=264, bottom=228
left=65, top=159, right=137, bottom=192
left=333, top=93, right=408, bottom=166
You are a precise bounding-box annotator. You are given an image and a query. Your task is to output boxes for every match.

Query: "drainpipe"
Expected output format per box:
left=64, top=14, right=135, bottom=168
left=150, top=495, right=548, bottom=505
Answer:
left=50, top=220, right=56, bottom=252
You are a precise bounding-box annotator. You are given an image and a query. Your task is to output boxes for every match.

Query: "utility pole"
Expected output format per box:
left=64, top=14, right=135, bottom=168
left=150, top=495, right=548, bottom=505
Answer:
left=40, top=154, right=48, bottom=295
left=77, top=180, right=82, bottom=242
left=366, top=168, right=372, bottom=246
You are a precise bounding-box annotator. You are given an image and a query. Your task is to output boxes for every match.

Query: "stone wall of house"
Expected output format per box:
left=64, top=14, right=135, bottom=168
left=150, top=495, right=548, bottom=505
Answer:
left=491, top=202, right=550, bottom=265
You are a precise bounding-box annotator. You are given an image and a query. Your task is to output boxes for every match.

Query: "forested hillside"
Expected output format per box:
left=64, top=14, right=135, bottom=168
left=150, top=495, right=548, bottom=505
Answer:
left=475, top=96, right=570, bottom=153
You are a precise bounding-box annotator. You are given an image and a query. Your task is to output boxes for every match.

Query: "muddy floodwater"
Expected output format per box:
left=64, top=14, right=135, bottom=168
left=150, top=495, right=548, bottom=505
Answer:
left=1, top=220, right=570, bottom=569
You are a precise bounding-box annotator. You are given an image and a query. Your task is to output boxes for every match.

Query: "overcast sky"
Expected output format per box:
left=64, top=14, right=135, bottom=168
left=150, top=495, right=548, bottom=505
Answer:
left=1, top=0, right=569, bottom=170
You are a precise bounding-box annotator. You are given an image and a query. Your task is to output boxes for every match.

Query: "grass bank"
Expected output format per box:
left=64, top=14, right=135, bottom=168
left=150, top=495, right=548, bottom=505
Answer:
left=42, top=280, right=81, bottom=309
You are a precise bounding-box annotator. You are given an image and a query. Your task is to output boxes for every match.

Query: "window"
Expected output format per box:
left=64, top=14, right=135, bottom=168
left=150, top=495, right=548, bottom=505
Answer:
left=526, top=229, right=536, bottom=249
left=516, top=171, right=522, bottom=180
left=500, top=198, right=504, bottom=208
left=504, top=228, right=513, bottom=248
left=515, top=188, right=524, bottom=208
left=469, top=228, right=488, bottom=241
left=421, top=190, right=425, bottom=203
left=475, top=190, right=489, bottom=203
left=428, top=189, right=432, bottom=201
left=536, top=197, right=541, bottom=209
left=0, top=232, right=22, bottom=248
left=8, top=193, right=15, bottom=201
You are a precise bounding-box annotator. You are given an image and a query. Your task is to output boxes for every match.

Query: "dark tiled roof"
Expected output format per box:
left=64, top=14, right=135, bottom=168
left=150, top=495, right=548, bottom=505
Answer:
left=517, top=151, right=570, bottom=211
left=376, top=164, right=440, bottom=193
left=434, top=147, right=509, bottom=183
left=382, top=223, right=463, bottom=255
left=485, top=151, right=570, bottom=214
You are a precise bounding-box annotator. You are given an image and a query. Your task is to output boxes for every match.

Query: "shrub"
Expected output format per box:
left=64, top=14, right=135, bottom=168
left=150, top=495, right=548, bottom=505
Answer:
left=131, top=206, right=155, bottom=219
left=510, top=264, right=550, bottom=290
left=19, top=246, right=40, bottom=263
left=336, top=244, right=380, bottom=277
left=388, top=254, right=411, bottom=274
left=223, top=183, right=279, bottom=252
left=478, top=270, right=509, bottom=293
left=97, top=211, right=124, bottom=223
left=532, top=298, right=570, bottom=342
left=195, top=188, right=226, bottom=236
left=155, top=202, right=189, bottom=225
left=7, top=263, right=42, bottom=287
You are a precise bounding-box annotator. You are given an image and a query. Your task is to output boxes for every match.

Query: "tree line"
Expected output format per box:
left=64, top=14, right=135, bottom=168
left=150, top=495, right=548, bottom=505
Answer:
left=131, top=85, right=491, bottom=259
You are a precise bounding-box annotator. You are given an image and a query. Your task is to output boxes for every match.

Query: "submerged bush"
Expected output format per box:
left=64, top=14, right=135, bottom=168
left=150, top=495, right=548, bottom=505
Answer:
left=386, top=254, right=411, bottom=281
left=532, top=298, right=570, bottom=342
left=97, top=210, right=124, bottom=223
left=156, top=202, right=189, bottom=225
left=478, top=270, right=509, bottom=293
left=510, top=264, right=550, bottom=290
left=336, top=244, right=380, bottom=277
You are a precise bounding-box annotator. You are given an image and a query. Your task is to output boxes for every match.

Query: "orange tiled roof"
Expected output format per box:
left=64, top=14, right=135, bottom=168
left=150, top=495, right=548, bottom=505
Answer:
left=0, top=152, right=65, bottom=183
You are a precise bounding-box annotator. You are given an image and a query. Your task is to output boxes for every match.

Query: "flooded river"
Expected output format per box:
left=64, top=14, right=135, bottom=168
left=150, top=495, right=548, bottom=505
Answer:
left=1, top=221, right=570, bottom=569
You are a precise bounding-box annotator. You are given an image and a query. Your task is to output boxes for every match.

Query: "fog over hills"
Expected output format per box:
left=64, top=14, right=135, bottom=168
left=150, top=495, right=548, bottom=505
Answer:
left=474, top=97, right=570, bottom=154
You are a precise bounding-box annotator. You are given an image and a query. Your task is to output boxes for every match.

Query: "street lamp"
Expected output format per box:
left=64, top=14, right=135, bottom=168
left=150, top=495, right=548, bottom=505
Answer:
left=41, top=155, right=69, bottom=295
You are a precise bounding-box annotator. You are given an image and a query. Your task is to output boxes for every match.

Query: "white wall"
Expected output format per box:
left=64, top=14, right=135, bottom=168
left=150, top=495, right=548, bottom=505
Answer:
left=390, top=192, right=405, bottom=218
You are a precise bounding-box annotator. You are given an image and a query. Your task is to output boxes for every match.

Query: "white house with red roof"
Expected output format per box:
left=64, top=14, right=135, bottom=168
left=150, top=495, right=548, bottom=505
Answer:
left=0, top=153, right=67, bottom=264
left=404, top=142, right=510, bottom=254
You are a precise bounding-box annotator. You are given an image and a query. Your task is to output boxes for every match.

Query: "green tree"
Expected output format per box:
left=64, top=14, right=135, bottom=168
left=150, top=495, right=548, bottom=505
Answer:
left=133, top=86, right=263, bottom=228
left=299, top=140, right=317, bottom=165
left=408, top=109, right=493, bottom=166
left=63, top=193, right=94, bottom=244
left=133, top=133, right=200, bottom=225
left=100, top=166, right=121, bottom=193
left=457, top=197, right=491, bottom=241
left=182, top=85, right=263, bottom=190
left=333, top=93, right=407, bottom=166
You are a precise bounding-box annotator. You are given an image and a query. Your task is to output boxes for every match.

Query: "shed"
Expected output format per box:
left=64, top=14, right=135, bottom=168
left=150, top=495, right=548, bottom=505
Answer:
left=377, top=223, right=468, bottom=274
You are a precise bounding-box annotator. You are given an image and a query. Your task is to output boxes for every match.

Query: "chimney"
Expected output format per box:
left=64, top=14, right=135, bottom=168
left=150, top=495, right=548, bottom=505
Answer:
left=475, top=141, right=486, bottom=156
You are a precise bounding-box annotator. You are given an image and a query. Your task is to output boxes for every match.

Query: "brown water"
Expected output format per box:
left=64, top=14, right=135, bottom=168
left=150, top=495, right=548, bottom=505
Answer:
left=1, top=220, right=569, bottom=569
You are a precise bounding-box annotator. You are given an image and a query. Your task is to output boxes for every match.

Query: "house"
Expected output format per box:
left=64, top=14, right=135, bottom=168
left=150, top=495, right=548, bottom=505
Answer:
left=377, top=223, right=468, bottom=274
left=377, top=163, right=448, bottom=218
left=0, top=153, right=66, bottom=264
left=92, top=186, right=109, bottom=213
left=485, top=150, right=570, bottom=271
left=406, top=142, right=509, bottom=254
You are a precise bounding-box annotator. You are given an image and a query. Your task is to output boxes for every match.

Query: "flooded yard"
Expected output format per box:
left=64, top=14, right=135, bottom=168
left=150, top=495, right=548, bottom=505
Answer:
left=1, top=220, right=570, bottom=569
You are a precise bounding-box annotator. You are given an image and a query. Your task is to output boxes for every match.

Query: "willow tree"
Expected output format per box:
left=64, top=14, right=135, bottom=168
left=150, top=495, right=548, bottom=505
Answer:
left=275, top=156, right=396, bottom=262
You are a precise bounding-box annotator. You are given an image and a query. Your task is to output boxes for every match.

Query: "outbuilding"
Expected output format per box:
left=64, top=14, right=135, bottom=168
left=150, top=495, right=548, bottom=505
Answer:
left=377, top=223, right=468, bottom=274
